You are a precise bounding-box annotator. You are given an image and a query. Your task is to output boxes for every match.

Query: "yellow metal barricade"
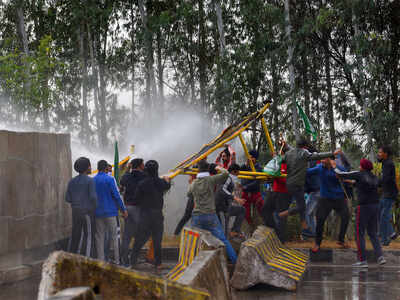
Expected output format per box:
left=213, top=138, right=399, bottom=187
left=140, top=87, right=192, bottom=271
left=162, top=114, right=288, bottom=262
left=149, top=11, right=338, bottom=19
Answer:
left=167, top=227, right=202, bottom=281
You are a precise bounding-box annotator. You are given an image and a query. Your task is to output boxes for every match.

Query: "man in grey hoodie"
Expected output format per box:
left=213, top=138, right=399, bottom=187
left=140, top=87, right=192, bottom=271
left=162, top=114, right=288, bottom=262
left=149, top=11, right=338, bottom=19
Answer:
left=278, top=136, right=335, bottom=231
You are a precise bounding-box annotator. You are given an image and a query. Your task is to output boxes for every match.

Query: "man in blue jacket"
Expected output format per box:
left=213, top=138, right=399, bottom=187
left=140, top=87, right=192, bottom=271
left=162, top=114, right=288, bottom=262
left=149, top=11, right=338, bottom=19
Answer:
left=66, top=157, right=97, bottom=258
left=94, top=160, right=128, bottom=264
left=307, top=158, right=350, bottom=253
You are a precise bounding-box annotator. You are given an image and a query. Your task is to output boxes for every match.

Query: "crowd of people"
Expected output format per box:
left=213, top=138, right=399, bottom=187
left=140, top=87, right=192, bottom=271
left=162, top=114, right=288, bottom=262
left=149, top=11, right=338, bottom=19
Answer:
left=66, top=157, right=170, bottom=272
left=65, top=136, right=398, bottom=270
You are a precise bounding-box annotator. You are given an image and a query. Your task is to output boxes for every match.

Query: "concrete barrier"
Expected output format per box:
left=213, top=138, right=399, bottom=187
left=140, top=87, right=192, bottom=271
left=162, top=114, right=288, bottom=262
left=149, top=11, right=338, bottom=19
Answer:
left=46, top=287, right=96, bottom=300
left=167, top=227, right=231, bottom=300
left=176, top=249, right=231, bottom=300
left=37, top=251, right=210, bottom=300
left=231, top=226, right=309, bottom=291
left=0, top=130, right=72, bottom=283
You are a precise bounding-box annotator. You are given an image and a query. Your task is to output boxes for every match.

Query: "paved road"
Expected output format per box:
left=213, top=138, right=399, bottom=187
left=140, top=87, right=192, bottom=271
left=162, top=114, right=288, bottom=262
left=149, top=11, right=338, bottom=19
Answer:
left=232, top=264, right=400, bottom=300
left=2, top=264, right=400, bottom=299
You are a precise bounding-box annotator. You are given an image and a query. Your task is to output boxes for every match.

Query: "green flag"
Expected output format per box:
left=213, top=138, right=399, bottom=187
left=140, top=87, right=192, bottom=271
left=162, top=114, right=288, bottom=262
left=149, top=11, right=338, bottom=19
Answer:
left=296, top=101, right=317, bottom=141
left=114, top=141, right=119, bottom=185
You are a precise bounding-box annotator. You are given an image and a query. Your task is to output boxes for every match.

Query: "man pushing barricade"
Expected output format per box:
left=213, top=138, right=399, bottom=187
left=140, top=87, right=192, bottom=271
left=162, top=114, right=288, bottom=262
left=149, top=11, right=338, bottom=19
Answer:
left=119, top=158, right=146, bottom=266
left=215, top=144, right=236, bottom=169
left=277, top=136, right=337, bottom=233
left=189, top=159, right=238, bottom=263
left=307, top=157, right=350, bottom=253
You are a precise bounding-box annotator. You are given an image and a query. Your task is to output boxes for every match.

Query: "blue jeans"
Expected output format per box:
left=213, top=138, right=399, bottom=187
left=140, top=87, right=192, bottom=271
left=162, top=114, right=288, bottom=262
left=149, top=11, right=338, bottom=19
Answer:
left=191, top=213, right=237, bottom=263
left=305, top=192, right=319, bottom=235
left=380, top=197, right=395, bottom=243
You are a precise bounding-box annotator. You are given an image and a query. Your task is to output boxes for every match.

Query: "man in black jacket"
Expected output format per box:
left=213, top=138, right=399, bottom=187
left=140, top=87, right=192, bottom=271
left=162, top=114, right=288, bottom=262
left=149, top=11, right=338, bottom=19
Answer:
left=65, top=157, right=97, bottom=258
left=130, top=160, right=171, bottom=271
left=335, top=159, right=386, bottom=267
left=378, top=146, right=399, bottom=246
left=119, top=158, right=146, bottom=265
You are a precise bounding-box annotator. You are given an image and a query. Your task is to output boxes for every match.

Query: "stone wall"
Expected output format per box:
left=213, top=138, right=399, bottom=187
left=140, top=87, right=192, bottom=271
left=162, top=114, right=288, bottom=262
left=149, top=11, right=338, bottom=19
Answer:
left=0, top=130, right=72, bottom=270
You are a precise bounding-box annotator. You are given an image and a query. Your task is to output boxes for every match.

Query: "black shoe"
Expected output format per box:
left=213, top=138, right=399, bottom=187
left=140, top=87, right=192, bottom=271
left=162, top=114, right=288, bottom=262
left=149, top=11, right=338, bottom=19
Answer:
left=391, top=232, right=398, bottom=241
left=382, top=240, right=391, bottom=246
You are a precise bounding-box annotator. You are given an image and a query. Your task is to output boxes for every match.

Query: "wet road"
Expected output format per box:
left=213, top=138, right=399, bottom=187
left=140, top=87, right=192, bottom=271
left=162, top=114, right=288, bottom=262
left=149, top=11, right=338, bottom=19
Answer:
left=232, top=264, right=400, bottom=300
left=2, top=264, right=400, bottom=300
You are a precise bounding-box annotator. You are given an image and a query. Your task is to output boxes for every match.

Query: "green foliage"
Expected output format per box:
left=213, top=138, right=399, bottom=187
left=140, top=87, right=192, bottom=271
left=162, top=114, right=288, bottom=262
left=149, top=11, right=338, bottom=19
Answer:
left=0, top=35, right=63, bottom=110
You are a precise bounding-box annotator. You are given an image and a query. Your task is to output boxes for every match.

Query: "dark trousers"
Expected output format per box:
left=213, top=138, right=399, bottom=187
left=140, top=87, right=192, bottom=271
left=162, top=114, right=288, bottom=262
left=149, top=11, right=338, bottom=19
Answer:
left=315, top=197, right=349, bottom=246
left=174, top=197, right=194, bottom=235
left=130, top=209, right=164, bottom=266
left=261, top=192, right=292, bottom=242
left=121, top=205, right=141, bottom=263
left=217, top=205, right=246, bottom=235
left=356, top=204, right=383, bottom=262
left=69, top=208, right=96, bottom=258
left=287, top=185, right=306, bottom=221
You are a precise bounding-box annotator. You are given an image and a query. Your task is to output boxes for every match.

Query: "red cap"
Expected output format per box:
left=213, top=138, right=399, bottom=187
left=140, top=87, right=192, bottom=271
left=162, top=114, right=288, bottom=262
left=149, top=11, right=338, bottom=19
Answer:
left=360, top=158, right=373, bottom=171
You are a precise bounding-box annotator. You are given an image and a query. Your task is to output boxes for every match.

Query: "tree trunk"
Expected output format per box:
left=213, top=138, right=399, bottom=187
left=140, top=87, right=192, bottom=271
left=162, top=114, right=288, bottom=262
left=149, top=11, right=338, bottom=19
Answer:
left=198, top=0, right=207, bottom=115
left=98, top=33, right=108, bottom=149
left=186, top=16, right=196, bottom=105
left=156, top=29, right=164, bottom=120
left=16, top=6, right=29, bottom=55
left=138, top=0, right=155, bottom=120
left=271, top=57, right=280, bottom=143
left=352, top=7, right=374, bottom=160
left=284, top=0, right=298, bottom=136
left=130, top=0, right=136, bottom=122
left=79, top=24, right=90, bottom=140
left=87, top=25, right=102, bottom=146
left=301, top=54, right=310, bottom=117
left=214, top=0, right=225, bottom=57
left=324, top=34, right=336, bottom=152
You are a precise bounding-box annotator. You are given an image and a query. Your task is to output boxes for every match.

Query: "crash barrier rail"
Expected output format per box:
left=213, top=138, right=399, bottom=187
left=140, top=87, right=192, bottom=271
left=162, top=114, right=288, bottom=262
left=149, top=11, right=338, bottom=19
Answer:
left=243, top=226, right=308, bottom=281
left=167, top=227, right=202, bottom=281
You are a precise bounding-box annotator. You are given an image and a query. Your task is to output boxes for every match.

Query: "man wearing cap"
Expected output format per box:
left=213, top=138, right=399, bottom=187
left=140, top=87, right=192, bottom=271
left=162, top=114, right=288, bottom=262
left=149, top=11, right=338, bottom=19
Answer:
left=278, top=136, right=336, bottom=231
left=241, top=150, right=264, bottom=225
left=335, top=158, right=386, bottom=267
left=65, top=157, right=97, bottom=258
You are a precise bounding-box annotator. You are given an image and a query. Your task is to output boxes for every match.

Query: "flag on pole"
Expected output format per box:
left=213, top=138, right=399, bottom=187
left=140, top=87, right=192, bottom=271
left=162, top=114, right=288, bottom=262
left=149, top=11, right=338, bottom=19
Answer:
left=113, top=141, right=122, bottom=264
left=114, top=141, right=120, bottom=185
left=296, top=101, right=317, bottom=141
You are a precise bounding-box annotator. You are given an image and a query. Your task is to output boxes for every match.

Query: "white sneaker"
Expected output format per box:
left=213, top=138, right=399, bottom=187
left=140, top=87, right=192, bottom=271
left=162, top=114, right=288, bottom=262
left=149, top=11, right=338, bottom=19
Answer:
left=352, top=261, right=368, bottom=268
left=378, top=256, right=386, bottom=265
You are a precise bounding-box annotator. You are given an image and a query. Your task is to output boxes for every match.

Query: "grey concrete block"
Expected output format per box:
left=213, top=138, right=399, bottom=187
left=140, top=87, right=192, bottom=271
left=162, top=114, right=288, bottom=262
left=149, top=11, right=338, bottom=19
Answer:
left=47, top=287, right=96, bottom=300
left=177, top=249, right=231, bottom=300
left=38, top=251, right=210, bottom=300
left=0, top=217, right=9, bottom=255
left=231, top=243, right=298, bottom=291
left=0, top=264, right=32, bottom=285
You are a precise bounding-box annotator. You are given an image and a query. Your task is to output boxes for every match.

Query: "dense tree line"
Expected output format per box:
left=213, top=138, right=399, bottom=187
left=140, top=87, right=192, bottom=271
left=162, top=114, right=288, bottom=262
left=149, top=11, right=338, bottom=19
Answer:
left=0, top=0, right=399, bottom=157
